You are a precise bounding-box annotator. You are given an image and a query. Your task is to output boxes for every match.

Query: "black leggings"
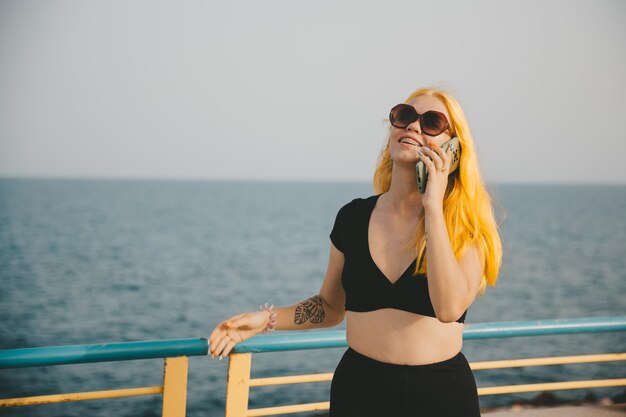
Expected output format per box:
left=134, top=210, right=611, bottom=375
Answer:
left=329, top=346, right=481, bottom=417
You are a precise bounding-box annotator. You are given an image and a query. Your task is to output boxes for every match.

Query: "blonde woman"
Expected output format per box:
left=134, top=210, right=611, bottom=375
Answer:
left=209, top=86, right=502, bottom=416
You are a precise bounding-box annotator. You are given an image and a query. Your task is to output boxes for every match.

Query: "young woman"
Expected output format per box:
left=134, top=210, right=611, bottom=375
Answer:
left=209, top=86, right=502, bottom=416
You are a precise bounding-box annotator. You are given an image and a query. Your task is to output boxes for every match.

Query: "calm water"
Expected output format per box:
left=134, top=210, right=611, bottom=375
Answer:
left=0, top=179, right=625, bottom=416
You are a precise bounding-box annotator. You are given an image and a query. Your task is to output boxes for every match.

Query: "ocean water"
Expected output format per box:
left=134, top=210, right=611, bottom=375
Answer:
left=0, top=178, right=625, bottom=416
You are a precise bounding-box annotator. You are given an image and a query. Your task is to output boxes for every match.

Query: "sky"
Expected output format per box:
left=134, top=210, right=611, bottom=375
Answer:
left=1, top=0, right=625, bottom=184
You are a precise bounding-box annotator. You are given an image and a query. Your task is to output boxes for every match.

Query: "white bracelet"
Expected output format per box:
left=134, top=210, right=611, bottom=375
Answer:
left=259, top=303, right=278, bottom=334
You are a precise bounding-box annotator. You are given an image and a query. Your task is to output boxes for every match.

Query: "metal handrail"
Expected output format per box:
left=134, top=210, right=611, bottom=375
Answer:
left=1, top=316, right=625, bottom=367
left=0, top=338, right=208, bottom=369
left=1, top=315, right=625, bottom=416
left=231, top=315, right=626, bottom=353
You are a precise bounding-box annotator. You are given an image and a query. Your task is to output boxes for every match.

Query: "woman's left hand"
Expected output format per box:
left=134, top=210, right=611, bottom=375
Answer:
left=417, top=142, right=452, bottom=210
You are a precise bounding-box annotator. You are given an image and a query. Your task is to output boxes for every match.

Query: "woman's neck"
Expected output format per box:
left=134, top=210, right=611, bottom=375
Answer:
left=383, top=163, right=423, bottom=217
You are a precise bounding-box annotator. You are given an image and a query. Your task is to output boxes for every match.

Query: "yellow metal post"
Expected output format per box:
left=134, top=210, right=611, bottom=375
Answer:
left=162, top=356, right=189, bottom=417
left=225, top=352, right=252, bottom=417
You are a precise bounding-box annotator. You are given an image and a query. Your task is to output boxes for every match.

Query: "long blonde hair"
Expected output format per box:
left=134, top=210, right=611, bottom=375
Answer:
left=373, top=86, right=503, bottom=296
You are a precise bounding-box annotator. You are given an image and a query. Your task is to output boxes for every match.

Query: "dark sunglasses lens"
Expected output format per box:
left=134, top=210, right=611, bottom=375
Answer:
left=421, top=111, right=448, bottom=135
left=390, top=104, right=416, bottom=128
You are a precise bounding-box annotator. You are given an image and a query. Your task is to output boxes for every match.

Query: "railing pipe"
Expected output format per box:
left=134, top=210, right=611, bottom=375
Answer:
left=232, top=316, right=626, bottom=353
left=0, top=338, right=208, bottom=369
left=1, top=316, right=624, bottom=367
left=463, top=316, right=626, bottom=339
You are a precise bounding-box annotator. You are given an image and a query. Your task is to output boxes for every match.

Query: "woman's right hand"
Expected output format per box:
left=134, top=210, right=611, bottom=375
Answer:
left=208, top=310, right=270, bottom=359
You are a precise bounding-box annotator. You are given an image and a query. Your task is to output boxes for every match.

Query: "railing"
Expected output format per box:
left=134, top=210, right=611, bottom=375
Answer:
left=0, top=338, right=208, bottom=416
left=1, top=316, right=625, bottom=417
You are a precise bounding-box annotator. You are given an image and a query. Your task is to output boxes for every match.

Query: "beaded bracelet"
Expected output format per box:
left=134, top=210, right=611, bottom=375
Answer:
left=259, top=303, right=278, bottom=334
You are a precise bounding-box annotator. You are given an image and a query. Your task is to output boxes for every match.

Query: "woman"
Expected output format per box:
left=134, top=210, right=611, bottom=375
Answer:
left=209, top=86, right=502, bottom=416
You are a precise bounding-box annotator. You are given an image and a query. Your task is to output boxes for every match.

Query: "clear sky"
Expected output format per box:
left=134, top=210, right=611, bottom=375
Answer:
left=1, top=0, right=625, bottom=184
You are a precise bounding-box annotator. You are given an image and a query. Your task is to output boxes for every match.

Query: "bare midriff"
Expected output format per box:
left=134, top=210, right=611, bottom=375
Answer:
left=346, top=308, right=463, bottom=365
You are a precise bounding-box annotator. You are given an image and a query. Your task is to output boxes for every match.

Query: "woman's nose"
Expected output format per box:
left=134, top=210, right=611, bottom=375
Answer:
left=406, top=120, right=421, bottom=134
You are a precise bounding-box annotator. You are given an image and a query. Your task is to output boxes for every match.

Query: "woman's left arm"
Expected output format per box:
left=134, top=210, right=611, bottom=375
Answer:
left=424, top=206, right=484, bottom=323
left=418, top=143, right=484, bottom=323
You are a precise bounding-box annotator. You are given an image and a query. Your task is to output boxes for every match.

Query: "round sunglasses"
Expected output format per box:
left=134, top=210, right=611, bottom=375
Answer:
left=389, top=103, right=451, bottom=136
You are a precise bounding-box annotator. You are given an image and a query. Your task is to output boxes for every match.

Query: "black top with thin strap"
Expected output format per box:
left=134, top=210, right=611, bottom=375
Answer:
left=329, top=194, right=468, bottom=324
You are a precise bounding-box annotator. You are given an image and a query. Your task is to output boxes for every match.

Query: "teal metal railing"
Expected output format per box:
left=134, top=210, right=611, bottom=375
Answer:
left=229, top=315, right=626, bottom=353
left=0, top=338, right=208, bottom=369
left=1, top=315, right=625, bottom=416
left=0, top=338, right=209, bottom=415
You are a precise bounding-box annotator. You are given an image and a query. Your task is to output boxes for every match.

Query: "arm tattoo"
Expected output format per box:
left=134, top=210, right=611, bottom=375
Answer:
left=294, top=295, right=325, bottom=325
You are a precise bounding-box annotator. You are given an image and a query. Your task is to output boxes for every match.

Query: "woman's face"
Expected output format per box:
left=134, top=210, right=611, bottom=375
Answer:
left=388, top=95, right=453, bottom=165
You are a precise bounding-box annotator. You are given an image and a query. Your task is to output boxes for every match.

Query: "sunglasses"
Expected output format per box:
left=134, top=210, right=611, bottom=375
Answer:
left=389, top=103, right=452, bottom=136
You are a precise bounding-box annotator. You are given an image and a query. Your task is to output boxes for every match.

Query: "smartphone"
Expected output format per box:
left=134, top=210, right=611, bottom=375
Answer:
left=416, top=136, right=461, bottom=194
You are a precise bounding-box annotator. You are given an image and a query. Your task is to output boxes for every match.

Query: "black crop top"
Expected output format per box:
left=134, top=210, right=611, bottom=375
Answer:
left=329, top=194, right=467, bottom=324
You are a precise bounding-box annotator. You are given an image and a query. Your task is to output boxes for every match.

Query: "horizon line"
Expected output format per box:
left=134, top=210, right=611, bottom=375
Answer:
left=1, top=175, right=625, bottom=187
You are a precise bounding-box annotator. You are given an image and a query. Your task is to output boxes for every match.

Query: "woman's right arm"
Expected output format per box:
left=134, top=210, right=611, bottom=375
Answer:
left=209, top=243, right=346, bottom=359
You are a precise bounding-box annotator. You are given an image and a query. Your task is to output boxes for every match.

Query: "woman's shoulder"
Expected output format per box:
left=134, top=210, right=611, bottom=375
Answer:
left=339, top=193, right=378, bottom=207
left=335, top=194, right=379, bottom=215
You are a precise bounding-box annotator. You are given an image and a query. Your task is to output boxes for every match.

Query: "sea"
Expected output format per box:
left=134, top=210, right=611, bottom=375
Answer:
left=0, top=178, right=625, bottom=417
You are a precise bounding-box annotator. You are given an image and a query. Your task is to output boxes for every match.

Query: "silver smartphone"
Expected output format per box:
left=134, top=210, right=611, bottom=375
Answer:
left=416, top=136, right=461, bottom=194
